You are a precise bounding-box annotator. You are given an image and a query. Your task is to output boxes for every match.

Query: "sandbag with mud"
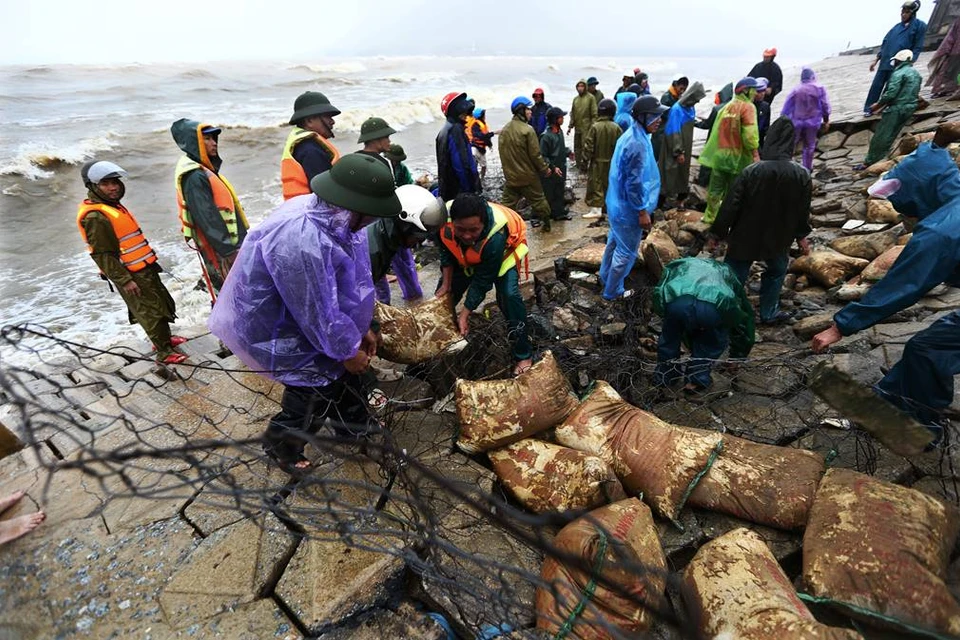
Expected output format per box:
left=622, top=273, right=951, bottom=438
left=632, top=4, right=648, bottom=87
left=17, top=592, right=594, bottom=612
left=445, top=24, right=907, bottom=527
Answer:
left=489, top=439, right=627, bottom=514
left=864, top=199, right=900, bottom=224
left=687, top=433, right=825, bottom=531
left=789, top=250, right=869, bottom=287
left=828, top=228, right=898, bottom=260
left=375, top=293, right=463, bottom=365
left=857, top=244, right=904, bottom=282
left=536, top=498, right=668, bottom=639
left=803, top=468, right=960, bottom=637
left=641, top=229, right=681, bottom=281
left=684, top=527, right=863, bottom=639
left=456, top=351, right=578, bottom=454
left=555, top=381, right=723, bottom=524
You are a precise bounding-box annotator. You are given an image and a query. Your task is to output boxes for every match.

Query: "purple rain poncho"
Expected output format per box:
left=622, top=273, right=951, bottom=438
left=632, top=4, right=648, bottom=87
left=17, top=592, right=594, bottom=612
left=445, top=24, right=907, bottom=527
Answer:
left=781, top=68, right=831, bottom=129
left=208, top=194, right=375, bottom=387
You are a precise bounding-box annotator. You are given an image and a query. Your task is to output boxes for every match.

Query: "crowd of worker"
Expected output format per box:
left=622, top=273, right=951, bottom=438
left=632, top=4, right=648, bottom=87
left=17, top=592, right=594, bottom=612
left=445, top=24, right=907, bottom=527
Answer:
left=66, top=0, right=960, bottom=488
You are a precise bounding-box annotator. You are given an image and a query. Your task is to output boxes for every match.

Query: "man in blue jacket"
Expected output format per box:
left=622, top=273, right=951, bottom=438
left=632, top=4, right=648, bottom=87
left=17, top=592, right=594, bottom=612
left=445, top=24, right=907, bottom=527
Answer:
left=436, top=91, right=481, bottom=201
left=863, top=1, right=927, bottom=116
left=812, top=125, right=960, bottom=444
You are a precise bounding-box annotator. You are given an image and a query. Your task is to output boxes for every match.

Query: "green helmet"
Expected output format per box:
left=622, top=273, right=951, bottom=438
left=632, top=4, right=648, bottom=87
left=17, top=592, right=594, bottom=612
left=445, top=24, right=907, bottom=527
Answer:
left=357, top=117, right=397, bottom=143
left=289, top=91, right=341, bottom=125
left=310, top=154, right=401, bottom=218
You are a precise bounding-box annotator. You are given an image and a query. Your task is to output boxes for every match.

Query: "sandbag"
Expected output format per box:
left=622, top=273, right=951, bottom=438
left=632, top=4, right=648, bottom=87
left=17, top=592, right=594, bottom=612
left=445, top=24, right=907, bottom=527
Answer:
left=864, top=199, right=900, bottom=224
left=684, top=528, right=863, bottom=640
left=833, top=283, right=872, bottom=301
left=640, top=229, right=681, bottom=282
left=488, top=440, right=627, bottom=514
left=555, top=381, right=723, bottom=524
left=790, top=251, right=869, bottom=287
left=664, top=208, right=703, bottom=225
left=828, top=229, right=897, bottom=260
left=653, top=219, right=682, bottom=243
left=565, top=243, right=607, bottom=272
left=455, top=351, right=578, bottom=454
left=863, top=159, right=896, bottom=176
left=894, top=134, right=920, bottom=157
left=803, top=468, right=960, bottom=637
left=536, top=498, right=667, bottom=639
left=687, top=433, right=825, bottom=531
left=858, top=244, right=904, bottom=282
left=375, top=294, right=463, bottom=365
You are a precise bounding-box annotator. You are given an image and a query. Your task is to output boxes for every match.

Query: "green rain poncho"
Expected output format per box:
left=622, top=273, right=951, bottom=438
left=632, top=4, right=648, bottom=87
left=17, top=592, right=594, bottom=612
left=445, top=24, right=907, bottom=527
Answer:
left=863, top=61, right=923, bottom=166
left=582, top=115, right=622, bottom=208
left=698, top=92, right=760, bottom=175
left=570, top=80, right=598, bottom=167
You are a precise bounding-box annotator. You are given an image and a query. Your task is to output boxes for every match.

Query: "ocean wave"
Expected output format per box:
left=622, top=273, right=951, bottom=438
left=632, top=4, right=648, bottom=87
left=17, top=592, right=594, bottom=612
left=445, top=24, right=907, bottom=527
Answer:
left=0, top=134, right=120, bottom=180
left=177, top=69, right=217, bottom=80
left=287, top=61, right=368, bottom=75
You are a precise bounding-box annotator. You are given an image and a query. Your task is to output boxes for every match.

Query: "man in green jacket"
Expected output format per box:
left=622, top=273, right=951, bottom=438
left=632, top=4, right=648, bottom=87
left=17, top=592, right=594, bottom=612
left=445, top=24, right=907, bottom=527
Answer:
left=499, top=96, right=556, bottom=230
left=568, top=79, right=598, bottom=172
left=653, top=257, right=755, bottom=393
left=539, top=107, right=574, bottom=221
left=856, top=49, right=923, bottom=169
left=582, top=98, right=622, bottom=219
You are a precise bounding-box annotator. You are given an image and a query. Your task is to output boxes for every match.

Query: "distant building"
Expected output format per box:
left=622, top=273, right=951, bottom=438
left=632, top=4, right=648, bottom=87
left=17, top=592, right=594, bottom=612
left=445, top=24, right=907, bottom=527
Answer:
left=926, top=0, right=960, bottom=50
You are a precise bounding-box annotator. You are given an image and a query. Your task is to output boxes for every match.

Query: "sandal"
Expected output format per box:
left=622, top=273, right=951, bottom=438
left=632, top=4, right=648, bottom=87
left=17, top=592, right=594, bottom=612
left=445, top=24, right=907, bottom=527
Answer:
left=170, top=336, right=189, bottom=347
left=159, top=353, right=188, bottom=365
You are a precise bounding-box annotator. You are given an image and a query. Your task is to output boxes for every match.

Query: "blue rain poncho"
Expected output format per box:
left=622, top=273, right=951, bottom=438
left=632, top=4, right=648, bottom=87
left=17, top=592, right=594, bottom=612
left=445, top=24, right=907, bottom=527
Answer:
left=835, top=142, right=960, bottom=336
left=208, top=194, right=376, bottom=387
left=614, top=92, right=638, bottom=132
left=599, top=118, right=661, bottom=299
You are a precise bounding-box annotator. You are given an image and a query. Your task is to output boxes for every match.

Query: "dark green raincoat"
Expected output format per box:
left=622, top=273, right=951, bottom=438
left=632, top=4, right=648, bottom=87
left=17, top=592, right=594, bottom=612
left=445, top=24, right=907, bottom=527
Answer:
left=582, top=115, right=622, bottom=208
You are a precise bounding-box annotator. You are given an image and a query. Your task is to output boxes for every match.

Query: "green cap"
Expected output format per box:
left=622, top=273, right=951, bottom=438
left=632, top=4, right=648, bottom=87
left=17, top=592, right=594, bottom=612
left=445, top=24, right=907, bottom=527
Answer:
left=289, top=91, right=341, bottom=125
left=384, top=144, right=407, bottom=162
left=310, top=154, right=401, bottom=218
left=357, top=116, right=397, bottom=143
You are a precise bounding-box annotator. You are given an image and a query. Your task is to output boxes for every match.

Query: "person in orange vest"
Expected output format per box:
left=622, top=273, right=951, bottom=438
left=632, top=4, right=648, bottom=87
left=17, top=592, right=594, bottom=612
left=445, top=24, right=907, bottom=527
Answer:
left=281, top=91, right=342, bottom=199
left=435, top=193, right=532, bottom=375
left=77, top=160, right=187, bottom=365
left=465, top=107, right=495, bottom=182
left=171, top=119, right=249, bottom=304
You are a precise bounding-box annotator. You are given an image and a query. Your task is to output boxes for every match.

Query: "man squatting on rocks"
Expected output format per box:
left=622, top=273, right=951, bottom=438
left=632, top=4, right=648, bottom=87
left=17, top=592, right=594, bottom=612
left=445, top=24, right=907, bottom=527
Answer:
left=77, top=160, right=188, bottom=365
left=812, top=125, right=960, bottom=447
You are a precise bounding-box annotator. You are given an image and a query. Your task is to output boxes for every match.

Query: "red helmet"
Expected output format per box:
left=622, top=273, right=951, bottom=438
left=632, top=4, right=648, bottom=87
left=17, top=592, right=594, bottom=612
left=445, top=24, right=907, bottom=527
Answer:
left=533, top=87, right=545, bottom=97
left=440, top=91, right=467, bottom=115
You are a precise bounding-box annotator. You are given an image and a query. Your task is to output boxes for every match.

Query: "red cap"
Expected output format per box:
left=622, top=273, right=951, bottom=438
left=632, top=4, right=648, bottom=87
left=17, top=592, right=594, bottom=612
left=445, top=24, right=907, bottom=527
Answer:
left=533, top=87, right=544, bottom=96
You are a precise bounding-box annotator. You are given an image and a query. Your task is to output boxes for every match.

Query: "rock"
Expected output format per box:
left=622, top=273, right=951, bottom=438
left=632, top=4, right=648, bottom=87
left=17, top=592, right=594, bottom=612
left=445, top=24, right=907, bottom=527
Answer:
left=790, top=250, right=869, bottom=287
left=841, top=195, right=867, bottom=220
left=865, top=199, right=900, bottom=223
left=676, top=230, right=695, bottom=246
left=317, top=602, right=447, bottom=639
left=793, top=312, right=835, bottom=339
left=378, top=375, right=435, bottom=410
left=599, top=322, right=627, bottom=343
left=895, top=134, right=920, bottom=156
left=563, top=243, right=606, bottom=272
left=654, top=218, right=682, bottom=243
left=810, top=198, right=842, bottom=215
left=818, top=130, right=846, bottom=151
left=820, top=147, right=851, bottom=160
left=845, top=129, right=873, bottom=148
left=859, top=245, right=905, bottom=282
left=922, top=287, right=960, bottom=311
left=710, top=394, right=807, bottom=445
left=569, top=284, right=604, bottom=311
left=560, top=335, right=595, bottom=353
left=793, top=427, right=912, bottom=484
left=733, top=362, right=801, bottom=397
left=640, top=229, right=681, bottom=281
left=551, top=307, right=587, bottom=333
left=863, top=159, right=897, bottom=175
left=809, top=211, right=849, bottom=228
left=828, top=228, right=897, bottom=260
left=693, top=510, right=802, bottom=564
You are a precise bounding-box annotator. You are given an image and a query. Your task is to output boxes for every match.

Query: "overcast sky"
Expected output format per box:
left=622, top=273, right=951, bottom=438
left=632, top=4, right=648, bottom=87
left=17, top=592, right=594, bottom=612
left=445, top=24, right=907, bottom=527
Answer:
left=0, top=0, right=938, bottom=65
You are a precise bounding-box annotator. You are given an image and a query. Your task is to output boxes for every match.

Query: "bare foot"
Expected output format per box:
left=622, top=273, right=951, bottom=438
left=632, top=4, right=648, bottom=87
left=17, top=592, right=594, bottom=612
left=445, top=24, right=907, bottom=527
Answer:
left=0, top=511, right=45, bottom=545
left=0, top=490, right=25, bottom=514
left=513, top=359, right=533, bottom=376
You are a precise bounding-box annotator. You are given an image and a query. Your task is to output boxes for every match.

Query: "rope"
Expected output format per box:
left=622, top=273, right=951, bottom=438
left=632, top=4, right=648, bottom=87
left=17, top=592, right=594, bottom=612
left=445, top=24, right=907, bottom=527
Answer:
left=797, top=593, right=955, bottom=640
left=554, top=530, right=609, bottom=640
left=673, top=439, right=725, bottom=531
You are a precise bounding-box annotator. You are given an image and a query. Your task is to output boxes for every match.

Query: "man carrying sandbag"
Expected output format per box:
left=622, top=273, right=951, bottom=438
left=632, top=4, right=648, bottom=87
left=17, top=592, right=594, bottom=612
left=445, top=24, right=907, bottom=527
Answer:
left=209, top=154, right=402, bottom=472
left=436, top=193, right=533, bottom=375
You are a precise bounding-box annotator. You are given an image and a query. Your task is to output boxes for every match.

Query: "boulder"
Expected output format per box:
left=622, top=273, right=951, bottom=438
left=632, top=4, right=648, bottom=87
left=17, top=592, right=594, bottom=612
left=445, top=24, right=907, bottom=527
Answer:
left=828, top=228, right=897, bottom=260
left=640, top=229, right=681, bottom=281
left=864, top=199, right=900, bottom=224
left=818, top=130, right=846, bottom=151
left=564, top=243, right=607, bottom=273
left=793, top=312, right=835, bottom=339
left=859, top=245, right=904, bottom=282
left=845, top=129, right=873, bottom=148
left=833, top=283, right=872, bottom=301
left=790, top=250, right=869, bottom=287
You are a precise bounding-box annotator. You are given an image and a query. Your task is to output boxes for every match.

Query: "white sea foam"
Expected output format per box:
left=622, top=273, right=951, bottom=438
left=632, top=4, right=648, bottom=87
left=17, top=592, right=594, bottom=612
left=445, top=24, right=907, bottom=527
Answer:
left=287, top=61, right=368, bottom=75
left=0, top=134, right=120, bottom=180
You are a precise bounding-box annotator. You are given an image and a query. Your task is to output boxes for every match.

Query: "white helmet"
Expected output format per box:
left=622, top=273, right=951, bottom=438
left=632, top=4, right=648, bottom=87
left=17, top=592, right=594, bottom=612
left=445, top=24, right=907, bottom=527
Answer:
left=395, top=184, right=446, bottom=232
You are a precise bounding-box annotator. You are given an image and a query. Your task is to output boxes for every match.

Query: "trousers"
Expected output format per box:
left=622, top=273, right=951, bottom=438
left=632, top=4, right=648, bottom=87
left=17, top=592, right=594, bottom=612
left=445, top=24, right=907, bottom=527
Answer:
left=654, top=295, right=729, bottom=389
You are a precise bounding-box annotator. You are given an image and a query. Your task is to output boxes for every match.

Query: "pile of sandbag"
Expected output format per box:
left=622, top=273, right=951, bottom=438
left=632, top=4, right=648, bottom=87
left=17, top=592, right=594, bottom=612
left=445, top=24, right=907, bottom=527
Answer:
left=488, top=440, right=626, bottom=514
left=536, top=498, right=668, bottom=639
left=555, top=381, right=723, bottom=525
left=455, top=351, right=578, bottom=454
left=803, top=468, right=960, bottom=637
left=375, top=294, right=463, bottom=365
left=684, top=528, right=863, bottom=639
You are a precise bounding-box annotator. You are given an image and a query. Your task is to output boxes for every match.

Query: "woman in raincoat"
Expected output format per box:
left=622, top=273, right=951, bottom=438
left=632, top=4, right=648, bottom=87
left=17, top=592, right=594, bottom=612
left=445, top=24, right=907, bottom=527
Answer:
left=658, top=81, right=707, bottom=207
left=599, top=96, right=666, bottom=300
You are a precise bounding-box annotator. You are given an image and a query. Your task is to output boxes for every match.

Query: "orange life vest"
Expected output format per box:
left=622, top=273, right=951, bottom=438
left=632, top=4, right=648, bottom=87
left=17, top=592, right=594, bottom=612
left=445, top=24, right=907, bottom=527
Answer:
left=439, top=203, right=529, bottom=278
left=280, top=127, right=341, bottom=200
left=76, top=201, right=157, bottom=273
left=174, top=156, right=248, bottom=245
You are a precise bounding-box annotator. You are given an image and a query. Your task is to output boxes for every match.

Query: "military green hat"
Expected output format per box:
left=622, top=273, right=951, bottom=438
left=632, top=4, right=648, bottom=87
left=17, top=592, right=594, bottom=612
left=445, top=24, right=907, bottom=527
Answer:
left=289, top=91, right=341, bottom=125
left=310, top=153, right=401, bottom=218
left=357, top=117, right=397, bottom=143
left=384, top=144, right=407, bottom=162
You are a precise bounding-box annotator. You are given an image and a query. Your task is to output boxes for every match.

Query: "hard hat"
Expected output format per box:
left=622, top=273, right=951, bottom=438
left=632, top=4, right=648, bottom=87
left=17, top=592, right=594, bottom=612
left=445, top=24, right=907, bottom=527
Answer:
left=511, top=96, right=534, bottom=113
left=632, top=95, right=668, bottom=119
left=754, top=77, right=770, bottom=92
left=902, top=1, right=920, bottom=13
left=310, top=154, right=401, bottom=218
left=81, top=160, right=128, bottom=185
left=891, top=49, right=914, bottom=64
left=396, top=184, right=447, bottom=232
left=384, top=144, right=407, bottom=162
left=546, top=106, right=567, bottom=123
left=763, top=47, right=778, bottom=57
left=357, top=116, right=396, bottom=143
left=587, top=76, right=599, bottom=86
left=735, top=77, right=761, bottom=93
left=473, top=107, right=485, bottom=119
left=440, top=92, right=467, bottom=116
left=597, top=98, right=617, bottom=116
left=289, top=91, right=341, bottom=125
left=532, top=87, right=545, bottom=97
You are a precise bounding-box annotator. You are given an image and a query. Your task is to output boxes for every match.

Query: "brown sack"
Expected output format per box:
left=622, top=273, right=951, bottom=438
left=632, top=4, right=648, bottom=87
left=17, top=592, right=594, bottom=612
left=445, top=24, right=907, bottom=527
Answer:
left=489, top=440, right=627, bottom=514
left=858, top=244, right=904, bottom=282
left=640, top=229, right=681, bottom=282
left=803, top=468, right=960, bottom=637
left=684, top=528, right=863, bottom=640
left=790, top=251, right=869, bottom=287
left=828, top=229, right=897, bottom=260
left=375, top=294, right=462, bottom=365
left=863, top=159, right=896, bottom=176
left=895, top=134, right=920, bottom=157
left=864, top=199, right=900, bottom=224
left=565, top=243, right=608, bottom=272
left=536, top=498, right=667, bottom=640
left=455, top=351, right=578, bottom=454
left=664, top=208, right=704, bottom=225
left=555, top=381, right=723, bottom=523
left=687, top=434, right=825, bottom=531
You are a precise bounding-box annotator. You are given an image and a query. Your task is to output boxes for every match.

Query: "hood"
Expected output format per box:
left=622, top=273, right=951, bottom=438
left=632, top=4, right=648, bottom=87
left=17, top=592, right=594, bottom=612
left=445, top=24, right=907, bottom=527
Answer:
left=616, top=92, right=638, bottom=115
left=717, top=82, right=734, bottom=105
left=801, top=67, right=816, bottom=83
left=760, top=117, right=796, bottom=161
left=885, top=143, right=960, bottom=220
left=171, top=118, right=221, bottom=172
left=576, top=78, right=587, bottom=88
left=679, top=81, right=706, bottom=107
